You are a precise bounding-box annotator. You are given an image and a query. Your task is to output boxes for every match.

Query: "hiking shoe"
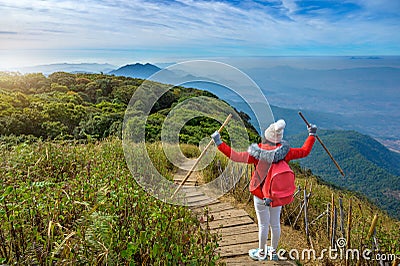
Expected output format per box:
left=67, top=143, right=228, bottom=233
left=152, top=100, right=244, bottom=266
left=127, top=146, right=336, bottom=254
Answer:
left=268, top=250, right=278, bottom=261
left=249, top=248, right=267, bottom=261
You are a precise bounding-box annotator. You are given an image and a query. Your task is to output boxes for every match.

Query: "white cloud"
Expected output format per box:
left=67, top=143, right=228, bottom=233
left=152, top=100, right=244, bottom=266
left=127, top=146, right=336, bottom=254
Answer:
left=280, top=0, right=297, bottom=18
left=0, top=0, right=398, bottom=57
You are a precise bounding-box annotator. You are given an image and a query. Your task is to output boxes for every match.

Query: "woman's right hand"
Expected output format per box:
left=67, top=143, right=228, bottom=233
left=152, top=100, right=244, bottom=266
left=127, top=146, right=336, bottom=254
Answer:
left=211, top=131, right=222, bottom=146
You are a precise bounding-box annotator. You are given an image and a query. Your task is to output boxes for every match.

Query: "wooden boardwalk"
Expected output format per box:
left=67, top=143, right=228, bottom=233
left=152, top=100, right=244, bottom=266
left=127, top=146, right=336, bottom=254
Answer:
left=174, top=161, right=296, bottom=265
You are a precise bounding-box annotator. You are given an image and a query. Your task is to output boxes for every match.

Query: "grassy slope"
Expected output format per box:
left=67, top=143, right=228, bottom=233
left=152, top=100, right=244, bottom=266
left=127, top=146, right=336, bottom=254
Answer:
left=0, top=138, right=219, bottom=265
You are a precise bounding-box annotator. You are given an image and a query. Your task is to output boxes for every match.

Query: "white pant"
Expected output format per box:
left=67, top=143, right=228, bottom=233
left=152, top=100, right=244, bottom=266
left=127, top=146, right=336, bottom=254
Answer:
left=253, top=195, right=282, bottom=251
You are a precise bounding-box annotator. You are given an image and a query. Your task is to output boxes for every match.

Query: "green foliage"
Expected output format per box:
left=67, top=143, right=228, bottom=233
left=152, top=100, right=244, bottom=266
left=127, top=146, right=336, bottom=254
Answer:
left=0, top=138, right=219, bottom=265
left=180, top=143, right=201, bottom=158
left=0, top=71, right=259, bottom=145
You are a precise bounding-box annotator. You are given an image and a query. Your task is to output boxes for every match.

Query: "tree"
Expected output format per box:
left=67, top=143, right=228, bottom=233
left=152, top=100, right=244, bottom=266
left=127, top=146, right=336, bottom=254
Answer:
left=48, top=72, right=76, bottom=87
left=21, top=73, right=49, bottom=92
left=43, top=102, right=86, bottom=133
left=75, top=113, right=123, bottom=139
left=112, top=85, right=137, bottom=105
left=41, top=121, right=69, bottom=139
left=6, top=108, right=46, bottom=136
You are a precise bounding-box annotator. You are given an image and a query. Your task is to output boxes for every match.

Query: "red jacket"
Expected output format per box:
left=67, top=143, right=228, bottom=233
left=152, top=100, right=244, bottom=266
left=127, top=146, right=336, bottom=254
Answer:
left=218, top=136, right=316, bottom=199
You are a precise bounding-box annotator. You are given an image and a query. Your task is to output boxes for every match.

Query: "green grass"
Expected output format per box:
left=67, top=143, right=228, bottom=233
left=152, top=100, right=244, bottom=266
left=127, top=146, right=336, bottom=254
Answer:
left=202, top=154, right=400, bottom=265
left=0, top=137, right=219, bottom=265
left=2, top=135, right=398, bottom=265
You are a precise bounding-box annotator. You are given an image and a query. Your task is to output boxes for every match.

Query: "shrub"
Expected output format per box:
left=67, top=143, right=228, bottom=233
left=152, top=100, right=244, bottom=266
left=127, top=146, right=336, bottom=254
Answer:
left=0, top=138, right=219, bottom=265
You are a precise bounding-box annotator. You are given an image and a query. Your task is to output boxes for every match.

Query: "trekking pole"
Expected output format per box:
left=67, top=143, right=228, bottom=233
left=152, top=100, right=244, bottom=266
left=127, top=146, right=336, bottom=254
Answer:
left=298, top=111, right=345, bottom=177
left=171, top=114, right=233, bottom=199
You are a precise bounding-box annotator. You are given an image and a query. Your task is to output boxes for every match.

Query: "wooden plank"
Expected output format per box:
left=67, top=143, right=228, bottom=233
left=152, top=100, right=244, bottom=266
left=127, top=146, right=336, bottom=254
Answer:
left=213, top=223, right=259, bottom=237
left=186, top=197, right=219, bottom=208
left=186, top=194, right=213, bottom=203
left=174, top=176, right=196, bottom=180
left=174, top=181, right=197, bottom=185
left=219, top=231, right=259, bottom=247
left=207, top=202, right=236, bottom=212
left=187, top=199, right=218, bottom=208
left=208, top=215, right=254, bottom=230
left=217, top=241, right=257, bottom=257
left=191, top=202, right=234, bottom=213
left=174, top=172, right=195, bottom=177
left=223, top=255, right=257, bottom=265
left=223, top=255, right=297, bottom=265
left=210, top=209, right=249, bottom=221
left=181, top=186, right=198, bottom=191
left=182, top=190, right=205, bottom=197
left=173, top=177, right=197, bottom=182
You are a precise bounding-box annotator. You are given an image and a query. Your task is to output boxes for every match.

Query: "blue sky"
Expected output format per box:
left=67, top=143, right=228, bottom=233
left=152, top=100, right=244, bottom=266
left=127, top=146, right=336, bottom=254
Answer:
left=0, top=0, right=399, bottom=68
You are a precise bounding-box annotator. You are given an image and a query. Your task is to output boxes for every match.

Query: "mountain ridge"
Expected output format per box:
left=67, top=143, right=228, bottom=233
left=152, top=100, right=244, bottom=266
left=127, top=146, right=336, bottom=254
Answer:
left=16, top=63, right=116, bottom=75
left=109, top=63, right=161, bottom=79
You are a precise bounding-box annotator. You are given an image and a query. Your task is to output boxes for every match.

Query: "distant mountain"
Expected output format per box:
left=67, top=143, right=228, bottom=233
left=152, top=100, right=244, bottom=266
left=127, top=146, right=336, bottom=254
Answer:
left=247, top=66, right=400, bottom=113
left=245, top=66, right=400, bottom=140
left=228, top=101, right=350, bottom=136
left=169, top=62, right=398, bottom=140
left=18, top=63, right=116, bottom=75
left=288, top=130, right=400, bottom=219
left=109, top=63, right=161, bottom=79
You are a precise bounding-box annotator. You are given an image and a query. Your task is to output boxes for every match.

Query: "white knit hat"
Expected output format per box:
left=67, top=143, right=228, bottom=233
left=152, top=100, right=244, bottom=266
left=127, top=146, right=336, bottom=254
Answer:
left=264, top=119, right=286, bottom=143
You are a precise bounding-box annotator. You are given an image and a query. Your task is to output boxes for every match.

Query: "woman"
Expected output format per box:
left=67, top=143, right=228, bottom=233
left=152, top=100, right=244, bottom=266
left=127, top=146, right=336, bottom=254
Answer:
left=211, top=119, right=317, bottom=261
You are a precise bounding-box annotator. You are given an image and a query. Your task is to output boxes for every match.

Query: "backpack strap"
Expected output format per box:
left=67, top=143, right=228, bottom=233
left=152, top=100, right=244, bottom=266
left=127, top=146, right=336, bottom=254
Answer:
left=262, top=164, right=274, bottom=204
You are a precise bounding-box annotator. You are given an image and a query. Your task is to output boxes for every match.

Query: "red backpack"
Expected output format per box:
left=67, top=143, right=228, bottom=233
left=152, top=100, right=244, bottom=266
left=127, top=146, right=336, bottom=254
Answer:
left=261, top=160, right=296, bottom=207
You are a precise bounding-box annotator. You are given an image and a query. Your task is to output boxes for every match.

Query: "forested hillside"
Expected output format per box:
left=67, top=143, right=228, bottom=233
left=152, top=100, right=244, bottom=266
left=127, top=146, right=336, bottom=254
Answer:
left=288, top=130, right=400, bottom=219
left=0, top=71, right=259, bottom=144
